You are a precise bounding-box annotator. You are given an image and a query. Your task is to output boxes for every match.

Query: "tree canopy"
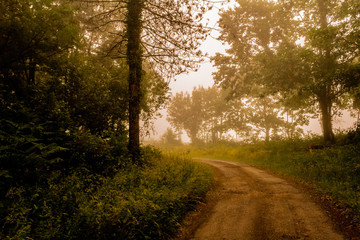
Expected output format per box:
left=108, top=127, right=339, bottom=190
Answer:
left=212, top=0, right=360, bottom=143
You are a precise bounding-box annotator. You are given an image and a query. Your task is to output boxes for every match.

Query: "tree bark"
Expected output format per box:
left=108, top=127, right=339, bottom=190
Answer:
left=316, top=0, right=335, bottom=143
left=265, top=127, right=270, bottom=142
left=318, top=91, right=335, bottom=143
left=126, top=0, right=143, bottom=161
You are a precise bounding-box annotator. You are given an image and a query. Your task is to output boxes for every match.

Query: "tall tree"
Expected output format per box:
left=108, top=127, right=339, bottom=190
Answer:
left=126, top=0, right=144, bottom=159
left=83, top=0, right=211, bottom=159
left=284, top=0, right=360, bottom=142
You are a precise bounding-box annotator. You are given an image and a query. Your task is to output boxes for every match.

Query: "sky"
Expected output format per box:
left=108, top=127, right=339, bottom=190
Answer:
left=147, top=5, right=225, bottom=141
left=146, top=2, right=357, bottom=142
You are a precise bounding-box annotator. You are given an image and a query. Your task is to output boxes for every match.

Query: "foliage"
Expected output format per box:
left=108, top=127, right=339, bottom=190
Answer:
left=167, top=86, right=306, bottom=143
left=0, top=152, right=213, bottom=240
left=212, top=0, right=360, bottom=143
left=338, top=120, right=360, bottom=145
left=0, top=0, right=81, bottom=97
left=0, top=117, right=67, bottom=195
left=161, top=128, right=182, bottom=146
left=0, top=0, right=187, bottom=239
left=77, top=153, right=213, bottom=240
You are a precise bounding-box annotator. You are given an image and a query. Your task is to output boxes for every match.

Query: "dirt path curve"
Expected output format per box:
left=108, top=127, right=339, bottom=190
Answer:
left=181, top=158, right=345, bottom=240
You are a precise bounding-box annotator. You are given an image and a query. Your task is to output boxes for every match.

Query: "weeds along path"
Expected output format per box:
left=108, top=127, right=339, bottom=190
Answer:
left=181, top=159, right=344, bottom=240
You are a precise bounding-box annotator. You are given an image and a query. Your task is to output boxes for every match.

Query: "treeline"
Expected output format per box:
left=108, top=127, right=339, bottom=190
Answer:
left=168, top=86, right=306, bottom=143
left=168, top=0, right=360, bottom=144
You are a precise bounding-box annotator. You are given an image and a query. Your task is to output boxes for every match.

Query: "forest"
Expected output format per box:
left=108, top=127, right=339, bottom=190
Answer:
left=1, top=0, right=359, bottom=239
left=0, top=0, right=213, bottom=239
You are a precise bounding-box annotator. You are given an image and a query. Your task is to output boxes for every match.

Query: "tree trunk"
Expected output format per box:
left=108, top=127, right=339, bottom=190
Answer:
left=28, top=58, right=36, bottom=85
left=126, top=0, right=143, bottom=161
left=265, top=127, right=270, bottom=142
left=190, top=131, right=198, bottom=144
left=318, top=91, right=335, bottom=143
left=211, top=117, right=217, bottom=143
left=317, top=0, right=335, bottom=143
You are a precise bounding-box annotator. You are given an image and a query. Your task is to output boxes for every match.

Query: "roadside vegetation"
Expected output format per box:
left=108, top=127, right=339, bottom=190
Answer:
left=1, top=144, right=212, bottom=240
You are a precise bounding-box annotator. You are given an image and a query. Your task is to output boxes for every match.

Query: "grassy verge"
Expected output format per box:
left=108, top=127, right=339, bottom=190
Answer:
left=165, top=141, right=360, bottom=218
left=2, top=151, right=213, bottom=240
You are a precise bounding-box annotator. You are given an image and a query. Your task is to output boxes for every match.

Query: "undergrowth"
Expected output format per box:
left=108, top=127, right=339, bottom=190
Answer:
left=1, top=150, right=213, bottom=240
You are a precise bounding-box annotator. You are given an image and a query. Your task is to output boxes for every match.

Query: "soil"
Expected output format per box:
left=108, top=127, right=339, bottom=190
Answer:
left=174, top=158, right=360, bottom=240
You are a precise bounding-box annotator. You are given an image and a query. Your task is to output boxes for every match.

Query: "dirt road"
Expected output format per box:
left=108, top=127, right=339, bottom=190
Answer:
left=179, top=158, right=346, bottom=240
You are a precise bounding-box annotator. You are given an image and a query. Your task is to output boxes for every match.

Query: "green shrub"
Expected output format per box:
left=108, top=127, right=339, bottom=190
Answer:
left=77, top=154, right=213, bottom=240
left=0, top=118, right=68, bottom=195
left=1, top=152, right=213, bottom=240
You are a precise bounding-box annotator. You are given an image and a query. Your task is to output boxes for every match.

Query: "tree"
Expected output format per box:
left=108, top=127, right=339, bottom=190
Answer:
left=82, top=0, right=212, bottom=160
left=167, top=90, right=204, bottom=143
left=246, top=97, right=284, bottom=142
left=281, top=0, right=360, bottom=142
left=161, top=128, right=182, bottom=145
left=0, top=0, right=80, bottom=98
left=200, top=86, right=230, bottom=142
left=213, top=0, right=360, bottom=143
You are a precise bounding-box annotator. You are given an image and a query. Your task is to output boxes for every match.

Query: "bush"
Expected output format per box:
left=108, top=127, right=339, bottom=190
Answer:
left=0, top=152, right=213, bottom=240
left=338, top=120, right=360, bottom=145
left=76, top=154, right=213, bottom=240
left=0, top=118, right=68, bottom=195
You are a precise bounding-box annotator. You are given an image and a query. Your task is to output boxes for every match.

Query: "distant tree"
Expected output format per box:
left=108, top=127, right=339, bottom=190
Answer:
left=223, top=98, right=252, bottom=141
left=167, top=90, right=204, bottom=143
left=168, top=85, right=304, bottom=142
left=161, top=128, right=182, bottom=145
left=168, top=86, right=233, bottom=143
left=246, top=97, right=284, bottom=142
left=200, top=87, right=230, bottom=142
